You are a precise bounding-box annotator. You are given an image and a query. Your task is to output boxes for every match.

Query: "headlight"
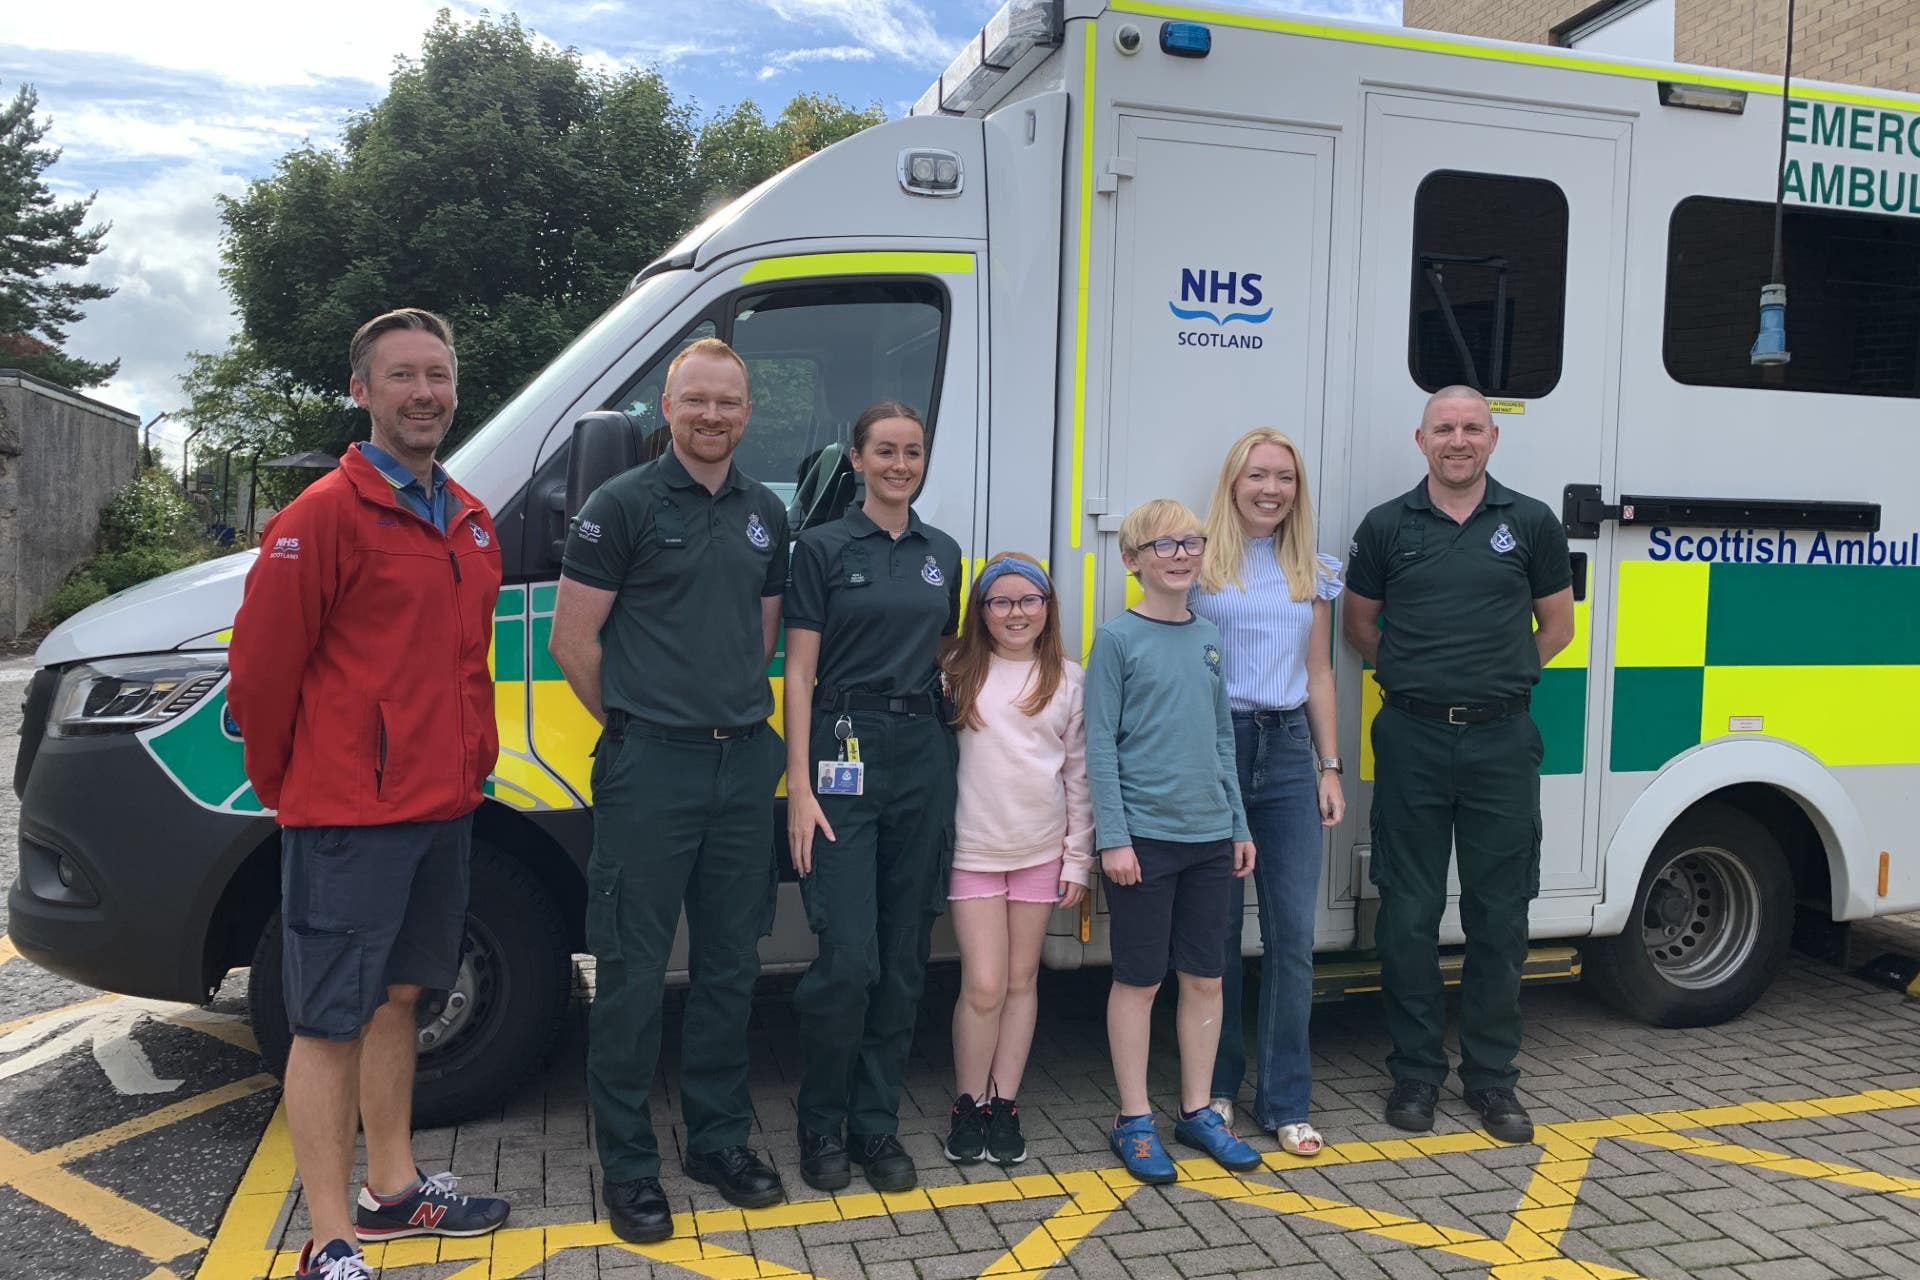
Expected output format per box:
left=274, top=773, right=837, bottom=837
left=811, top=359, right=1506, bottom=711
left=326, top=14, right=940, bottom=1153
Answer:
left=47, top=653, right=230, bottom=738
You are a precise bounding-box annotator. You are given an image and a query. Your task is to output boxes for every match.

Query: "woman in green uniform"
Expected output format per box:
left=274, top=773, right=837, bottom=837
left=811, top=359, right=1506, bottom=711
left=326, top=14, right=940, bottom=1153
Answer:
left=785, top=400, right=963, bottom=1195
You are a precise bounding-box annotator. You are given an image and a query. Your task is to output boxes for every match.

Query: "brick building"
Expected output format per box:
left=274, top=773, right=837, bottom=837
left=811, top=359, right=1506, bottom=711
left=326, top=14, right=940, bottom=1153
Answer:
left=1402, top=0, right=1920, bottom=94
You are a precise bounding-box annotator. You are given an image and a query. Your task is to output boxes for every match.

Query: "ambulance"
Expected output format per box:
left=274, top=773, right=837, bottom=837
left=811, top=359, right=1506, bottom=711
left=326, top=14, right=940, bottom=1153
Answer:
left=14, top=0, right=1920, bottom=1122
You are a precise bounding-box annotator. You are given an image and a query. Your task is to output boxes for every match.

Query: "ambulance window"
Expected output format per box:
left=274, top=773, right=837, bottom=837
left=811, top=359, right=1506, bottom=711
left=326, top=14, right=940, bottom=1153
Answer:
left=1664, top=197, right=1920, bottom=398
left=728, top=280, right=947, bottom=531
left=1408, top=171, right=1569, bottom=399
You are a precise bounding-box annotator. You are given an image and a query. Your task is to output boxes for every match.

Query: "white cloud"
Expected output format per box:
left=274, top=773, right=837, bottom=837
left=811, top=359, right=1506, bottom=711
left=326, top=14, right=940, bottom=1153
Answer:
left=757, top=44, right=878, bottom=80
left=58, top=161, right=252, bottom=425
left=5, top=0, right=482, bottom=86
left=757, top=0, right=959, bottom=70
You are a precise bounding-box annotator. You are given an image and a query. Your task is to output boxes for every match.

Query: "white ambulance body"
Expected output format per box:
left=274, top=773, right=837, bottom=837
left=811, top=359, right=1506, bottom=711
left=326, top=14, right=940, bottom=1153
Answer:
left=17, top=0, right=1920, bottom=1117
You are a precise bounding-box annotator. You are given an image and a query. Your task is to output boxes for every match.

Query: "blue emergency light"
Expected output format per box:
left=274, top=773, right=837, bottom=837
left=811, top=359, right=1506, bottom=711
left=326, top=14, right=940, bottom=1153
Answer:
left=1750, top=283, right=1790, bottom=366
left=1160, top=21, right=1211, bottom=58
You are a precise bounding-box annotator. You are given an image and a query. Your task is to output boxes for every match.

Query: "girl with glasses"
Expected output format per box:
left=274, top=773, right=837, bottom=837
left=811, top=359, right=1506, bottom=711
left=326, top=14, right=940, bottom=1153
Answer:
left=937, top=552, right=1092, bottom=1168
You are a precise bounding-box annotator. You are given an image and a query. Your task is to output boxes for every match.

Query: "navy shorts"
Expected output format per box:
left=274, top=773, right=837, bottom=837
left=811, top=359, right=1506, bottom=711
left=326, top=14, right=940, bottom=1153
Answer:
left=280, top=817, right=472, bottom=1041
left=1105, top=835, right=1234, bottom=986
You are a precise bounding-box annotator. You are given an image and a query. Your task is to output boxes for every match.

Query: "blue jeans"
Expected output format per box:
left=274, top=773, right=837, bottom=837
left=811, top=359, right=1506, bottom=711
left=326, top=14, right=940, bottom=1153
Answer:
left=1212, top=706, right=1323, bottom=1129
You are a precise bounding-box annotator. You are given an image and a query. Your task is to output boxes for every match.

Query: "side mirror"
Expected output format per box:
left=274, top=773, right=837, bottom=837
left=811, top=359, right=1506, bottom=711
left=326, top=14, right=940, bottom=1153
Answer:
left=566, top=411, right=643, bottom=523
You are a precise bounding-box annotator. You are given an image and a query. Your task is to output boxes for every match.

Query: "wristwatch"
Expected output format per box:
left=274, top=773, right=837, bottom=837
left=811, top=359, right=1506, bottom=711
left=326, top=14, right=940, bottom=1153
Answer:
left=1318, top=756, right=1344, bottom=775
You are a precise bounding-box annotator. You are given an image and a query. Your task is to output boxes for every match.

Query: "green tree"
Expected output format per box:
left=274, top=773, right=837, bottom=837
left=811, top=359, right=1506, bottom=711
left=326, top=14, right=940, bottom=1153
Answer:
left=0, top=84, right=117, bottom=387
left=176, top=338, right=343, bottom=507
left=219, top=12, right=889, bottom=455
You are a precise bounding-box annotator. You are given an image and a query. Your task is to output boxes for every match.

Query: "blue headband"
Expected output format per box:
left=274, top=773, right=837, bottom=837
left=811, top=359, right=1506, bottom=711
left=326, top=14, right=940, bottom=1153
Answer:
left=977, top=558, right=1052, bottom=597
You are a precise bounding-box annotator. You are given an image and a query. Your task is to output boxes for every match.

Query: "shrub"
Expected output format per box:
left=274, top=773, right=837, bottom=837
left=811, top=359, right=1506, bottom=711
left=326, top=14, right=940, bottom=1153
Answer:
left=34, top=468, right=219, bottom=629
left=42, top=575, right=109, bottom=623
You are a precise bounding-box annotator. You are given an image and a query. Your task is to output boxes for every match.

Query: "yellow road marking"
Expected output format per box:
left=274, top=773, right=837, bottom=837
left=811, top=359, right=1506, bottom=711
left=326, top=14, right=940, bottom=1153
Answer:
left=0, top=1072, right=275, bottom=1265
left=0, top=935, right=17, bottom=968
left=215, top=1083, right=1920, bottom=1280
left=0, top=1131, right=207, bottom=1262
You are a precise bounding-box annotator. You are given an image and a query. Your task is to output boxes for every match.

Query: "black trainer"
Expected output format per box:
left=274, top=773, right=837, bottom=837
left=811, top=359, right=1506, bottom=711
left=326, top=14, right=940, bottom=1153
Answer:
left=1464, top=1087, right=1535, bottom=1144
left=603, top=1176, right=672, bottom=1243
left=944, top=1094, right=988, bottom=1164
left=850, top=1133, right=918, bottom=1192
left=1384, top=1080, right=1438, bottom=1132
left=984, top=1096, right=1027, bottom=1167
left=798, top=1125, right=852, bottom=1191
left=685, top=1145, right=785, bottom=1209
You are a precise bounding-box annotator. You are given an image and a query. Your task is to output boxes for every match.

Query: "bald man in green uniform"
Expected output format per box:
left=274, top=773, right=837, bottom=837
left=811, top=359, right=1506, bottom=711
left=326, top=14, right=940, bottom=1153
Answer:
left=1342, top=386, right=1574, bottom=1145
left=551, top=338, right=790, bottom=1242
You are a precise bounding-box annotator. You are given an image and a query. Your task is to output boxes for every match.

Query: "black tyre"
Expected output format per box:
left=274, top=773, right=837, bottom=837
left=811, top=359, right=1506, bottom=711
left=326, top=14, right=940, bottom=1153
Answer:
left=249, top=840, right=571, bottom=1127
left=1584, top=801, right=1794, bottom=1027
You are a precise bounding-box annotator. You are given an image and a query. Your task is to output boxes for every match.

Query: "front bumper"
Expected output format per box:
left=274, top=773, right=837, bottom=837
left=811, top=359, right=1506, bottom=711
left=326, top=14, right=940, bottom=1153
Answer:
left=9, top=723, right=276, bottom=1002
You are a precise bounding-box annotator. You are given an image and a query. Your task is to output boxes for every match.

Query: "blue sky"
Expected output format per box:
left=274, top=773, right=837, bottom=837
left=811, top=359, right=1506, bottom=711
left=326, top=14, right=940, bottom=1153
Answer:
left=3, top=0, right=1402, bottom=460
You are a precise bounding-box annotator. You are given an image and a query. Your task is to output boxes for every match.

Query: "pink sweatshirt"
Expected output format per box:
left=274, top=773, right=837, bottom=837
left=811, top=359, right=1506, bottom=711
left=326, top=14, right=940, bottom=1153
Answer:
left=952, top=655, right=1094, bottom=885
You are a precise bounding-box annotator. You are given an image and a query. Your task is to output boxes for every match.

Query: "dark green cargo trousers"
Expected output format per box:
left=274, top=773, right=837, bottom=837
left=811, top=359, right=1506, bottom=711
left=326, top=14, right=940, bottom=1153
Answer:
left=1369, top=703, right=1542, bottom=1093
left=586, top=720, right=783, bottom=1181
left=794, top=709, right=956, bottom=1139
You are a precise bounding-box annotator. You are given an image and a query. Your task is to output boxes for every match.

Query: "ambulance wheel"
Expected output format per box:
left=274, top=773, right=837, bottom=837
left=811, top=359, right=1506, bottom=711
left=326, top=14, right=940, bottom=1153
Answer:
left=1584, top=802, right=1793, bottom=1028
left=249, top=839, right=572, bottom=1128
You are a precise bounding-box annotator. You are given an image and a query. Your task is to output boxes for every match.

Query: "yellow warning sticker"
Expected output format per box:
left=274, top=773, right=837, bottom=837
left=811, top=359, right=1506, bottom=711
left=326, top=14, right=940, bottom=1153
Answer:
left=1488, top=399, right=1527, bottom=415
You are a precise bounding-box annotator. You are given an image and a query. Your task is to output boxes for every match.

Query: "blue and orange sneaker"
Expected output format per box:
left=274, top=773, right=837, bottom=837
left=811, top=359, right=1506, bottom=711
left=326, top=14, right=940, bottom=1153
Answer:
left=1173, top=1105, right=1262, bottom=1172
left=1110, top=1114, right=1177, bottom=1184
left=355, top=1169, right=509, bottom=1241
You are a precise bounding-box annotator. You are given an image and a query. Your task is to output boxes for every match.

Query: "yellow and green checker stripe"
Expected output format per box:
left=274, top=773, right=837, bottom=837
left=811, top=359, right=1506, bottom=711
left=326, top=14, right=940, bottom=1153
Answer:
left=1610, top=561, right=1920, bottom=772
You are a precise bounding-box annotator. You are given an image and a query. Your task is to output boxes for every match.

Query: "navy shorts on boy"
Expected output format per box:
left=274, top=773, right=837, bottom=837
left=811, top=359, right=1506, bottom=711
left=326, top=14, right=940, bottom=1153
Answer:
left=1105, top=836, right=1235, bottom=986
left=279, top=817, right=472, bottom=1040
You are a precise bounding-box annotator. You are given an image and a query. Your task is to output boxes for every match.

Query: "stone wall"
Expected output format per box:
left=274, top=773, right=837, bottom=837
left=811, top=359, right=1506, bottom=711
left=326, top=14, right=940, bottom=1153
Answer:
left=1404, top=0, right=1920, bottom=94
left=0, top=371, right=141, bottom=640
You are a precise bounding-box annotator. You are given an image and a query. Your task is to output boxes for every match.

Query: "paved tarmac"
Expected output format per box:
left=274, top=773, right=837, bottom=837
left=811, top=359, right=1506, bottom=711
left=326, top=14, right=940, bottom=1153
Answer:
left=5, top=649, right=1920, bottom=1280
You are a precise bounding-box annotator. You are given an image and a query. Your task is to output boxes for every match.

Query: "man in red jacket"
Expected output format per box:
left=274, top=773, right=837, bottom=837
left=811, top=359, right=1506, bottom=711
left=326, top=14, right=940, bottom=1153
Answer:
left=229, top=308, right=507, bottom=1280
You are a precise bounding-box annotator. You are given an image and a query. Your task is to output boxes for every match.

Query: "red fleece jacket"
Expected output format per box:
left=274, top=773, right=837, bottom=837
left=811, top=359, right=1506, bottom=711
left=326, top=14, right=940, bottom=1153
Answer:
left=228, top=447, right=503, bottom=827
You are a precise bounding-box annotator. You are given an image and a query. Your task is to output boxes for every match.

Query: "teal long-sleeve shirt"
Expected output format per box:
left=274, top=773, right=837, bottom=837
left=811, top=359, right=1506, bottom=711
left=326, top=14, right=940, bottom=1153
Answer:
left=1083, top=609, right=1250, bottom=852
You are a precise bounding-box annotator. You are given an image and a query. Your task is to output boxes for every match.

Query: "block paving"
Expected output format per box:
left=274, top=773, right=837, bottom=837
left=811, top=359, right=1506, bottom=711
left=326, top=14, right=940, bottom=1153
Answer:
left=192, top=919, right=1920, bottom=1280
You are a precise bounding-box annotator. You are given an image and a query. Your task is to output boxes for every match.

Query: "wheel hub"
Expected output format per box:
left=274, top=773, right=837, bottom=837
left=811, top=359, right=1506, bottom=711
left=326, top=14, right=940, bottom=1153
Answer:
left=1638, top=846, right=1761, bottom=990
left=416, top=925, right=493, bottom=1054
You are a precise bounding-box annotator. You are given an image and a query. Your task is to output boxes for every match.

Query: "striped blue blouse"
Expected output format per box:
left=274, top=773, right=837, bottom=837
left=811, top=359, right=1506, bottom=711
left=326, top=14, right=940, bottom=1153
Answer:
left=1190, top=541, right=1345, bottom=712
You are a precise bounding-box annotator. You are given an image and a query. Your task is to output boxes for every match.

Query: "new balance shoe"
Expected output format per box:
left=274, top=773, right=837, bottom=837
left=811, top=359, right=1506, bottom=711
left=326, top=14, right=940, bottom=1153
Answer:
left=944, top=1093, right=988, bottom=1164
left=1172, top=1105, right=1262, bottom=1172
left=984, top=1096, right=1027, bottom=1167
left=296, top=1239, right=371, bottom=1280
left=355, top=1170, right=509, bottom=1241
left=1109, top=1114, right=1176, bottom=1185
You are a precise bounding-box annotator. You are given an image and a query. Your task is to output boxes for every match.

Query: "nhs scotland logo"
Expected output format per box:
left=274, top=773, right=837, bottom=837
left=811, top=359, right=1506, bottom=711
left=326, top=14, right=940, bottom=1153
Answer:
left=1169, top=268, right=1271, bottom=350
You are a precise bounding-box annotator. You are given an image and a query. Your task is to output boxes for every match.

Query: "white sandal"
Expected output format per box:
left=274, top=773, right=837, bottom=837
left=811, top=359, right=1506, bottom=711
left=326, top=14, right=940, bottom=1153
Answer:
left=1275, top=1122, right=1324, bottom=1157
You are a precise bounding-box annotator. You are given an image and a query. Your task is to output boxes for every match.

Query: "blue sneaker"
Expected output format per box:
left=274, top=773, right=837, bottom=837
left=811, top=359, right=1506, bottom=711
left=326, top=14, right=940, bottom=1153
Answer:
left=355, top=1169, right=509, bottom=1241
left=1173, top=1106, right=1263, bottom=1172
left=1110, top=1115, right=1177, bottom=1184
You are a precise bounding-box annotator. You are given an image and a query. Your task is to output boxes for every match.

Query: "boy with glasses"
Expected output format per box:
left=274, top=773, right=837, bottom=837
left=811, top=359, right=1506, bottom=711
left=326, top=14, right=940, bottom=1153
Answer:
left=1084, top=499, right=1260, bottom=1184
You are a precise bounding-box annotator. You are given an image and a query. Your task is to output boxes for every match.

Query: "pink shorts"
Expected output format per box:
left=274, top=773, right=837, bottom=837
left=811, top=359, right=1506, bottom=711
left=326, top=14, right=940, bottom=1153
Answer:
left=949, top=858, right=1066, bottom=904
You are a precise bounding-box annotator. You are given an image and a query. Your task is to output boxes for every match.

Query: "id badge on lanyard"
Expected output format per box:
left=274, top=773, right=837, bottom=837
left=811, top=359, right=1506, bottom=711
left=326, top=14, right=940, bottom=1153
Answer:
left=816, top=712, right=866, bottom=796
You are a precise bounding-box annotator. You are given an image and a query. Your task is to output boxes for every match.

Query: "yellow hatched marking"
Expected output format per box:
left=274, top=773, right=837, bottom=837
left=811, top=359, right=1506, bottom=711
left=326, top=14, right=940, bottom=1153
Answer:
left=1700, top=665, right=1920, bottom=766
left=0, top=935, right=16, bottom=968
left=1614, top=560, right=1709, bottom=667
left=739, top=252, right=975, bottom=284
left=223, top=1084, right=1920, bottom=1279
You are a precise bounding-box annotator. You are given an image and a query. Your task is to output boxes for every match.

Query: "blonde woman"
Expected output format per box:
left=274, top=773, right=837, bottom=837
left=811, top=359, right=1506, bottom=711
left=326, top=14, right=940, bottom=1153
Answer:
left=1190, top=428, right=1344, bottom=1157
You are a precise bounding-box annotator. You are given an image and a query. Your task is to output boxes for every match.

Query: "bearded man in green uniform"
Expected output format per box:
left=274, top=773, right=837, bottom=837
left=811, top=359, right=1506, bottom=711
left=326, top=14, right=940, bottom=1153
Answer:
left=1342, top=385, right=1575, bottom=1145
left=550, top=338, right=791, bottom=1241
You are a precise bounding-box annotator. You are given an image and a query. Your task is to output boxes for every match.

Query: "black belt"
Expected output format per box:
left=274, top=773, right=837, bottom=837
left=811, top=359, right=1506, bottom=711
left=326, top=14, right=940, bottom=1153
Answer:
left=1234, top=706, right=1305, bottom=727
left=604, top=709, right=762, bottom=742
left=1383, top=691, right=1530, bottom=725
left=818, top=689, right=941, bottom=716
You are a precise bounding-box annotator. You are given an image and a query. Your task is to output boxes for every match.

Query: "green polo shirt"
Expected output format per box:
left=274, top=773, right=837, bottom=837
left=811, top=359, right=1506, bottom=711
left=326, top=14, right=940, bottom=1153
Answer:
left=1346, top=474, right=1571, bottom=704
left=561, top=448, right=789, bottom=728
left=784, top=506, right=962, bottom=700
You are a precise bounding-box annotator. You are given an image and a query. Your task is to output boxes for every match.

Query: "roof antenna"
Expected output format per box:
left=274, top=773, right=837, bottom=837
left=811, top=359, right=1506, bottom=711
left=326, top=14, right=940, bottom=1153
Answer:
left=1751, top=0, right=1796, bottom=367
